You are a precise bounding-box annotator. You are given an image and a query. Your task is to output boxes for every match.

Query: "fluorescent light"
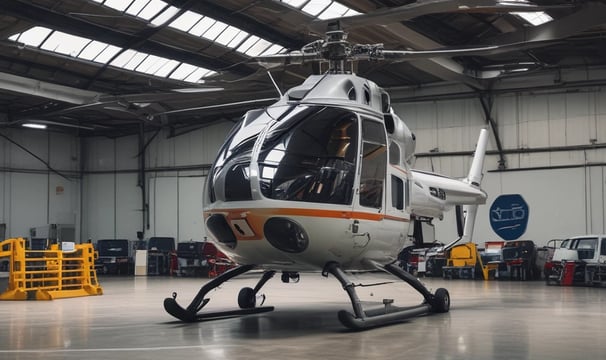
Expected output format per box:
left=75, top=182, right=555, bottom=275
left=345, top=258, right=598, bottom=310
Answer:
left=22, top=123, right=47, bottom=129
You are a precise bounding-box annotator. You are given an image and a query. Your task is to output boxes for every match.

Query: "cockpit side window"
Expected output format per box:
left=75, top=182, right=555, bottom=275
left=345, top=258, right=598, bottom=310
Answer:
left=359, top=119, right=387, bottom=209
left=259, top=106, right=358, bottom=205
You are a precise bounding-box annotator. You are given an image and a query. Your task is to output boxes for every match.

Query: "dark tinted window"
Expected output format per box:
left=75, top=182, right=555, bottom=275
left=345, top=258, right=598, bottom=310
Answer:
left=97, top=239, right=129, bottom=257
left=391, top=175, right=404, bottom=210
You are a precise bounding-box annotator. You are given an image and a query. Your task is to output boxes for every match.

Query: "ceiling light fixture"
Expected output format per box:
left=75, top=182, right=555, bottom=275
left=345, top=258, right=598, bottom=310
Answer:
left=22, top=123, right=47, bottom=129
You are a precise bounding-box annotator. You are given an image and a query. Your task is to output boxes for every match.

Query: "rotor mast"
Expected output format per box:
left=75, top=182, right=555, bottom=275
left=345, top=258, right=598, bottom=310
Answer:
left=323, top=22, right=350, bottom=74
left=302, top=21, right=384, bottom=75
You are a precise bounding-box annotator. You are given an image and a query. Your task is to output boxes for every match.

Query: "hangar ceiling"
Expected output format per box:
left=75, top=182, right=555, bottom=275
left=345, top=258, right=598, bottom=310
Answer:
left=0, top=0, right=605, bottom=138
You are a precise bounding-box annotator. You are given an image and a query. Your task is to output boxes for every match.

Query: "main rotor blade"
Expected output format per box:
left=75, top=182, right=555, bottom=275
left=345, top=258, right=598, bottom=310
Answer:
left=158, top=98, right=279, bottom=115
left=375, top=40, right=561, bottom=61
left=309, top=0, right=573, bottom=34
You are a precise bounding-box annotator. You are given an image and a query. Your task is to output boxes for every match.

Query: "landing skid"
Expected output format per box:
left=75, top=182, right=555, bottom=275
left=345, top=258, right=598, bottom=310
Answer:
left=163, top=262, right=449, bottom=330
left=164, top=264, right=276, bottom=322
left=324, top=262, right=450, bottom=330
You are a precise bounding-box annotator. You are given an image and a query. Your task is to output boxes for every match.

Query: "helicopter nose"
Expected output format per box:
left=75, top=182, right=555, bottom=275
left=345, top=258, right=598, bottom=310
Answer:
left=264, top=217, right=309, bottom=253
left=206, top=214, right=237, bottom=249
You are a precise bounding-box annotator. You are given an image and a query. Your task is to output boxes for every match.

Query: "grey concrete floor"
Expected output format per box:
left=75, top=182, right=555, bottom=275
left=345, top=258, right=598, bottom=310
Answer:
left=1, top=272, right=605, bottom=360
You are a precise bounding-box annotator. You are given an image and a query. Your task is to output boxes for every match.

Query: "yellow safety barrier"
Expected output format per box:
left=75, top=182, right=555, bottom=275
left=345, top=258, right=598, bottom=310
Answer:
left=0, top=238, right=103, bottom=300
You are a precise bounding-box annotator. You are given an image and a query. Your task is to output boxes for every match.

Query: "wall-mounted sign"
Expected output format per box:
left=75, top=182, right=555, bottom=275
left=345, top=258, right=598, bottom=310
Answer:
left=489, top=194, right=529, bottom=241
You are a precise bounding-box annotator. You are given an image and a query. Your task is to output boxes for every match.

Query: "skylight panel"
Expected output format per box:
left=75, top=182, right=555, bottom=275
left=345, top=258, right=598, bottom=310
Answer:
left=343, top=8, right=361, bottom=17
left=282, top=0, right=308, bottom=8
left=9, top=25, right=215, bottom=83
left=202, top=21, right=229, bottom=42
left=9, top=26, right=52, bottom=47
left=103, top=0, right=131, bottom=12
left=189, top=17, right=216, bottom=37
left=112, top=49, right=147, bottom=70
left=169, top=11, right=203, bottom=32
left=215, top=26, right=241, bottom=47
left=41, top=32, right=91, bottom=57
left=226, top=30, right=249, bottom=48
left=169, top=63, right=198, bottom=81
left=134, top=54, right=166, bottom=74
left=261, top=44, right=286, bottom=56
left=151, top=6, right=179, bottom=26
left=137, top=0, right=169, bottom=21
left=79, top=41, right=121, bottom=64
left=302, top=0, right=332, bottom=17
left=79, top=41, right=107, bottom=61
left=97, top=0, right=288, bottom=60
left=245, top=39, right=272, bottom=57
left=318, top=2, right=350, bottom=20
left=93, top=45, right=122, bottom=64
left=125, top=0, right=152, bottom=18
left=236, top=35, right=261, bottom=55
left=153, top=59, right=180, bottom=77
left=184, top=67, right=215, bottom=83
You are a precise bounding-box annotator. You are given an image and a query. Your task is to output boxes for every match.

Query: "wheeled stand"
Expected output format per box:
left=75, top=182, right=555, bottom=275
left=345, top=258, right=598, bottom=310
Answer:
left=323, top=262, right=450, bottom=330
left=164, top=264, right=275, bottom=322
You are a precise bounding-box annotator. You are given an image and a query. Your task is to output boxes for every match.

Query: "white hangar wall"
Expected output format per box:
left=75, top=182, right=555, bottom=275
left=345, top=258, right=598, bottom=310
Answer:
left=0, top=129, right=80, bottom=239
left=81, top=120, right=234, bottom=243
left=392, top=68, right=606, bottom=247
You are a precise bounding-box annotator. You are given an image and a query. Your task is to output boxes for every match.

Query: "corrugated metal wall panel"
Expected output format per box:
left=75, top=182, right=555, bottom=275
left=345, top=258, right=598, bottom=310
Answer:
left=178, top=176, right=206, bottom=241
left=115, top=173, right=141, bottom=240
left=81, top=174, right=115, bottom=242
left=8, top=173, right=48, bottom=238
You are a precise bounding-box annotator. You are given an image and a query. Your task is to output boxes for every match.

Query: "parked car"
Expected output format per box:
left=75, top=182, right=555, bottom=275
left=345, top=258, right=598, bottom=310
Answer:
left=94, top=239, right=134, bottom=275
left=496, top=240, right=540, bottom=280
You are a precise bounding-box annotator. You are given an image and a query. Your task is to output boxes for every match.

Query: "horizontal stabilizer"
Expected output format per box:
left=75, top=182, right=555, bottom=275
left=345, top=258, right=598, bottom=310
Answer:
left=409, top=128, right=489, bottom=223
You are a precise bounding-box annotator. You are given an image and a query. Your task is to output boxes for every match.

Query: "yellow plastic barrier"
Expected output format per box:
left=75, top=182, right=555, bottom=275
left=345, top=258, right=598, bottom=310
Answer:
left=0, top=238, right=103, bottom=300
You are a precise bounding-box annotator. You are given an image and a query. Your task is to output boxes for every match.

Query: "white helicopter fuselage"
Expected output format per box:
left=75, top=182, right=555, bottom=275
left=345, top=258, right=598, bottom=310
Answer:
left=203, top=73, right=487, bottom=272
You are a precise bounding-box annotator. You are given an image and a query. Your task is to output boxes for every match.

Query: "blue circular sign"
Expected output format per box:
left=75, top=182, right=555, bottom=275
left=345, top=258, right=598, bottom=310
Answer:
left=489, top=194, right=529, bottom=241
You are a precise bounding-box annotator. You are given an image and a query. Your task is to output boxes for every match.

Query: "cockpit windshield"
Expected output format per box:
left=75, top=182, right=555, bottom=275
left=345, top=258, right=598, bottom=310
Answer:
left=258, top=106, right=358, bottom=205
left=206, top=105, right=359, bottom=205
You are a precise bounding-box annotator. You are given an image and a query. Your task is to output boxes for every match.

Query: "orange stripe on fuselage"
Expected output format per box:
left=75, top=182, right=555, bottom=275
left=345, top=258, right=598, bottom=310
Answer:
left=204, top=207, right=409, bottom=242
left=204, top=207, right=409, bottom=222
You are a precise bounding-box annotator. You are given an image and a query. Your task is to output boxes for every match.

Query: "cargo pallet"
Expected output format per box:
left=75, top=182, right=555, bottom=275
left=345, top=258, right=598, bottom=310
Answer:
left=0, top=238, right=103, bottom=300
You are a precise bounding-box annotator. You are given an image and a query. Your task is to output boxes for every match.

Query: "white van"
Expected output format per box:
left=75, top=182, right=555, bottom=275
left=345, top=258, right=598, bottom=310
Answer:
left=545, top=235, right=606, bottom=285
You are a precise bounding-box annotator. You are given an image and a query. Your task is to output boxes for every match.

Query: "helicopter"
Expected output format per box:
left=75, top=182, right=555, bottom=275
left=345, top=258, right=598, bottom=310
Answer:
left=163, top=20, right=490, bottom=330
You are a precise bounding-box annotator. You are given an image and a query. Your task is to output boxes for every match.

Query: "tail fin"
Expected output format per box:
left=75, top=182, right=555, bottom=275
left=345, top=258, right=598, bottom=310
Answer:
left=445, top=128, right=489, bottom=250
left=465, top=128, right=489, bottom=187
